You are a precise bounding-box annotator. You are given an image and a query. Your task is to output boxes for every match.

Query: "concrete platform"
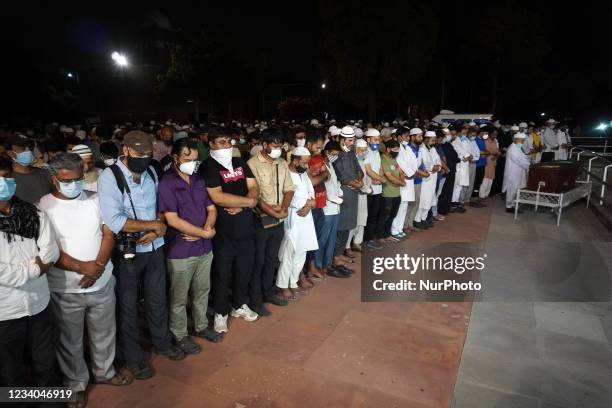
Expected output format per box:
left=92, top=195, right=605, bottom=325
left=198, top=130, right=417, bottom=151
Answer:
left=86, top=196, right=612, bottom=408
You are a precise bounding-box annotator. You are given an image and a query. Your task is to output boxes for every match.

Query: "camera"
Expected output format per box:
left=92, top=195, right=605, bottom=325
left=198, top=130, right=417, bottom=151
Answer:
left=116, top=232, right=141, bottom=259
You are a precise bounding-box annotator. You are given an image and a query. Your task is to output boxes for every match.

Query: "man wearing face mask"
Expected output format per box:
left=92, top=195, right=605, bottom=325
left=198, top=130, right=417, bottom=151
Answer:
left=345, top=139, right=370, bottom=254
left=503, top=133, right=531, bottom=212
left=5, top=133, right=54, bottom=205
left=403, top=128, right=430, bottom=230
left=479, top=130, right=500, bottom=200
left=247, top=128, right=295, bottom=314
left=363, top=128, right=386, bottom=249
left=99, top=141, right=120, bottom=168
left=276, top=147, right=318, bottom=300
left=451, top=126, right=472, bottom=212
left=331, top=126, right=363, bottom=271
left=393, top=127, right=418, bottom=237
left=99, top=131, right=185, bottom=380
left=0, top=157, right=60, bottom=390
left=72, top=144, right=102, bottom=192
left=158, top=138, right=221, bottom=353
left=39, top=153, right=130, bottom=405
left=198, top=127, right=260, bottom=334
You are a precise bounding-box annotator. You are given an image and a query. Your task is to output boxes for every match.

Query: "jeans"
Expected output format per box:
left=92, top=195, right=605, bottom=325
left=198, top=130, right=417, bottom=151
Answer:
left=306, top=208, right=325, bottom=262
left=314, top=213, right=340, bottom=269
left=115, top=247, right=172, bottom=365
left=167, top=252, right=213, bottom=340
left=383, top=196, right=401, bottom=237
left=364, top=194, right=385, bottom=241
left=249, top=223, right=284, bottom=308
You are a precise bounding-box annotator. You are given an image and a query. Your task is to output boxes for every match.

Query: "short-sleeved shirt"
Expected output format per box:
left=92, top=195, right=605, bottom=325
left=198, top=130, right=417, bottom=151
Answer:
left=199, top=157, right=255, bottom=239
left=381, top=155, right=401, bottom=198
left=14, top=168, right=53, bottom=205
left=158, top=167, right=214, bottom=259
left=365, top=148, right=382, bottom=195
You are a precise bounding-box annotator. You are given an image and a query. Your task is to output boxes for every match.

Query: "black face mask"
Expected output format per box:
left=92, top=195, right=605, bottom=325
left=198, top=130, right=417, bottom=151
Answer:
left=127, top=155, right=152, bottom=173
left=390, top=151, right=399, bottom=159
left=163, top=140, right=173, bottom=146
left=296, top=165, right=308, bottom=174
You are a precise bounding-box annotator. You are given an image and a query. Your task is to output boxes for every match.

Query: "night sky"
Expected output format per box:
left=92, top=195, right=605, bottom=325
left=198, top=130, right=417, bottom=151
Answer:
left=1, top=1, right=610, bottom=126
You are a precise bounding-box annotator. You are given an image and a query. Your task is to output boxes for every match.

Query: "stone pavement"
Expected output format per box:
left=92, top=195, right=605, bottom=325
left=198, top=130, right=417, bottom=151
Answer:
left=86, top=196, right=612, bottom=408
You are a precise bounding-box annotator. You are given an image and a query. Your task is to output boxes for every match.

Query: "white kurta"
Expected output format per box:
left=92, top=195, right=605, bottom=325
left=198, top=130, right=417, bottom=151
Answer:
left=452, top=137, right=470, bottom=186
left=396, top=143, right=418, bottom=202
left=502, top=143, right=531, bottom=208
left=555, top=131, right=569, bottom=160
left=356, top=158, right=368, bottom=226
left=418, top=145, right=439, bottom=210
left=541, top=128, right=558, bottom=152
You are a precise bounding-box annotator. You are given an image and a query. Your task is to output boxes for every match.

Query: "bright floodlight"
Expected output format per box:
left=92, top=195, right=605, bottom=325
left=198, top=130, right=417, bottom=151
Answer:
left=596, top=123, right=607, bottom=131
left=321, top=83, right=326, bottom=89
left=540, top=112, right=546, bottom=117
left=111, top=51, right=128, bottom=67
left=66, top=72, right=73, bottom=78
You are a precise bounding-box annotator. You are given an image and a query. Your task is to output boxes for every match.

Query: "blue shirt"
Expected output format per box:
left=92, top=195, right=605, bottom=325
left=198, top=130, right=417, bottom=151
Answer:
left=475, top=138, right=486, bottom=167
left=98, top=157, right=164, bottom=253
left=411, top=145, right=424, bottom=185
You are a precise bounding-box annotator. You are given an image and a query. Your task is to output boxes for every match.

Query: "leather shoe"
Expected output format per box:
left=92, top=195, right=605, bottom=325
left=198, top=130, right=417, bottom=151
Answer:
left=264, top=294, right=289, bottom=306
left=327, top=268, right=350, bottom=278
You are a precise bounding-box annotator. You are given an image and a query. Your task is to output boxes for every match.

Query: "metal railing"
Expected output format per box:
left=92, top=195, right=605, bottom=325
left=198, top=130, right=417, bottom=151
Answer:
left=569, top=146, right=612, bottom=206
left=570, top=136, right=612, bottom=155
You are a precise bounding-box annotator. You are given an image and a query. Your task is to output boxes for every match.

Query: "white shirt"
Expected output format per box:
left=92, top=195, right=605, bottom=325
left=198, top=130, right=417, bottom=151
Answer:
left=364, top=148, right=382, bottom=195
left=0, top=208, right=59, bottom=321
left=323, top=163, right=343, bottom=216
left=468, top=138, right=481, bottom=162
left=38, top=192, right=112, bottom=294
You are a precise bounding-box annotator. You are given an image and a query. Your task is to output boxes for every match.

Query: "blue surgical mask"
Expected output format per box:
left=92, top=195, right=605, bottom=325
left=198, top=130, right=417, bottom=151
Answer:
left=239, top=138, right=247, bottom=145
left=15, top=150, right=35, bottom=166
left=0, top=177, right=17, bottom=201
left=58, top=180, right=84, bottom=199
left=370, top=144, right=379, bottom=151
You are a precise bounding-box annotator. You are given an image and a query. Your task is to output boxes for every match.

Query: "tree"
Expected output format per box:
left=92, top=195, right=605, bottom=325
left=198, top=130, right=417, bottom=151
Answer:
left=318, top=0, right=438, bottom=121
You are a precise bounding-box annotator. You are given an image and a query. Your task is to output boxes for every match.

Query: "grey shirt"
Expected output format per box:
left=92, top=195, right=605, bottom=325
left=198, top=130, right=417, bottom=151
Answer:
left=14, top=167, right=54, bottom=205
left=333, top=151, right=362, bottom=231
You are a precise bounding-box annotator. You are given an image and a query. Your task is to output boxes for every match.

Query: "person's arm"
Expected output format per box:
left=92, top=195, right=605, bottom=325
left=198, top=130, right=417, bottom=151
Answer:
left=164, top=212, right=213, bottom=239
left=365, top=163, right=386, bottom=184
left=207, top=186, right=257, bottom=208
left=308, top=167, right=329, bottom=186
left=0, top=260, right=44, bottom=288
left=384, top=170, right=405, bottom=187
left=204, top=205, right=217, bottom=230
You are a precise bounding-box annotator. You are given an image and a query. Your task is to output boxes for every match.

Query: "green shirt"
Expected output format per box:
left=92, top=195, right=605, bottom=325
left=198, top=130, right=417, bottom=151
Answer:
left=197, top=141, right=210, bottom=162
left=381, top=155, right=400, bottom=198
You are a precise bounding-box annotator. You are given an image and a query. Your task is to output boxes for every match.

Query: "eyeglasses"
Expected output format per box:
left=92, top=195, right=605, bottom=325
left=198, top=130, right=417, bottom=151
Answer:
left=56, top=176, right=84, bottom=183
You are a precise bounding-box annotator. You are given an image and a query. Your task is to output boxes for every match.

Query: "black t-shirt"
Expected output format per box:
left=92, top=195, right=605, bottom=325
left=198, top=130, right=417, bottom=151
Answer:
left=199, top=157, right=255, bottom=239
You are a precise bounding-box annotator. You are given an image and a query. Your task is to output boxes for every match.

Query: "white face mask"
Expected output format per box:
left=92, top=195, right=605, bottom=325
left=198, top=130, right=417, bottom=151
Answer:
left=230, top=139, right=237, bottom=146
left=296, top=139, right=306, bottom=148
left=268, top=148, right=282, bottom=159
left=442, top=135, right=452, bottom=143
left=103, top=158, right=116, bottom=166
left=179, top=160, right=199, bottom=175
left=483, top=134, right=489, bottom=140
left=210, top=147, right=234, bottom=170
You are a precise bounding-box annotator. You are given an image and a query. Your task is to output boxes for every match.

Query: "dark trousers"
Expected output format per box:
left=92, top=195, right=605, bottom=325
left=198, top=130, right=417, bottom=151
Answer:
left=306, top=208, right=325, bottom=262
left=438, top=170, right=456, bottom=214
left=0, top=306, right=59, bottom=387
left=334, top=229, right=350, bottom=258
left=473, top=166, right=485, bottom=197
left=364, top=194, right=385, bottom=241
left=212, top=234, right=255, bottom=316
left=249, top=223, right=284, bottom=308
left=115, top=247, right=172, bottom=365
left=492, top=157, right=505, bottom=195
left=382, top=196, right=401, bottom=237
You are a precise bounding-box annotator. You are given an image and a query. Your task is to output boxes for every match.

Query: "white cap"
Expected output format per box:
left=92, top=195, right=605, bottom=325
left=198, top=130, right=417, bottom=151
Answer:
left=63, top=127, right=74, bottom=134
left=382, top=122, right=390, bottom=127
left=479, top=123, right=488, bottom=128
left=310, top=119, right=320, bottom=126
left=331, top=128, right=342, bottom=136
left=71, top=144, right=92, bottom=157
left=510, top=125, right=520, bottom=131
left=75, top=129, right=86, bottom=139
left=409, top=128, right=423, bottom=135
left=365, top=128, right=380, bottom=137
left=468, top=121, right=477, bottom=127
left=546, top=118, right=558, bottom=124
left=514, top=132, right=526, bottom=139
left=424, top=131, right=437, bottom=138
left=380, top=128, right=392, bottom=137
left=442, top=128, right=450, bottom=134
left=340, top=126, right=356, bottom=138
left=519, top=122, right=528, bottom=128
left=354, top=127, right=364, bottom=138
left=328, top=125, right=338, bottom=133
left=355, top=139, right=368, bottom=148
left=292, top=146, right=311, bottom=156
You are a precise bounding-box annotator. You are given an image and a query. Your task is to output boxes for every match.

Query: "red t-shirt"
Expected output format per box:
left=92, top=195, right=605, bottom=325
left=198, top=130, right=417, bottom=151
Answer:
left=309, top=155, right=327, bottom=209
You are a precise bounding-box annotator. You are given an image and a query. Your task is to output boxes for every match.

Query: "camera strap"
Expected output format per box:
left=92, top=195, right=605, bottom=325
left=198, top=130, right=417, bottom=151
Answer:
left=109, top=164, right=139, bottom=220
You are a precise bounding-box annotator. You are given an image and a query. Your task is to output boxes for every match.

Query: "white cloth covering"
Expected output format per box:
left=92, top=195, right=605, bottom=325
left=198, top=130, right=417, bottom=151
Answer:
left=502, top=143, right=531, bottom=208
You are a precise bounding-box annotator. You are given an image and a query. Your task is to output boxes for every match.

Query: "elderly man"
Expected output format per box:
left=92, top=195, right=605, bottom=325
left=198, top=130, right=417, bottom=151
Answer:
left=99, top=131, right=185, bottom=380
left=277, top=147, right=318, bottom=300
left=72, top=144, right=102, bottom=192
left=451, top=126, right=472, bottom=212
left=415, top=131, right=441, bottom=228
left=393, top=127, right=417, bottom=237
left=40, top=153, right=130, bottom=406
left=345, top=139, right=370, bottom=254
left=541, top=119, right=559, bottom=162
left=503, top=133, right=531, bottom=212
left=363, top=128, right=386, bottom=249
left=0, top=157, right=60, bottom=389
left=332, top=126, right=363, bottom=272
left=404, top=128, right=430, bottom=229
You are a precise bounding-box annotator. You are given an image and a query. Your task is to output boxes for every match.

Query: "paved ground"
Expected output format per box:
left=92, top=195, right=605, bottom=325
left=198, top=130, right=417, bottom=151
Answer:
left=86, top=196, right=612, bottom=408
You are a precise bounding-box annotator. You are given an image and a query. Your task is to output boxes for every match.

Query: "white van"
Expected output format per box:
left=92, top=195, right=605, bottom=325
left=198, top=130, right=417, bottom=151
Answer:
left=431, top=110, right=493, bottom=125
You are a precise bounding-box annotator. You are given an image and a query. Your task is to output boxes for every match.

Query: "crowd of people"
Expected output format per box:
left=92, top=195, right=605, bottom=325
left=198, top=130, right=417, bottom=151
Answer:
left=0, top=116, right=571, bottom=407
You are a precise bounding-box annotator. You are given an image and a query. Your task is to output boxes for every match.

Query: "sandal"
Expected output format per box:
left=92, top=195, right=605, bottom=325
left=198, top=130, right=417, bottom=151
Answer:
left=97, top=369, right=134, bottom=386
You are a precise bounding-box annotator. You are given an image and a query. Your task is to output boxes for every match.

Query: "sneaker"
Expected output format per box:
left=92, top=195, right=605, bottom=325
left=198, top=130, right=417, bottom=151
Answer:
left=214, top=313, right=229, bottom=333
left=194, top=326, right=224, bottom=343
left=127, top=361, right=155, bottom=380
left=230, top=304, right=259, bottom=322
left=251, top=304, right=272, bottom=317
left=176, top=336, right=202, bottom=355
left=264, top=294, right=289, bottom=306
left=157, top=345, right=186, bottom=361
left=391, top=233, right=405, bottom=241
